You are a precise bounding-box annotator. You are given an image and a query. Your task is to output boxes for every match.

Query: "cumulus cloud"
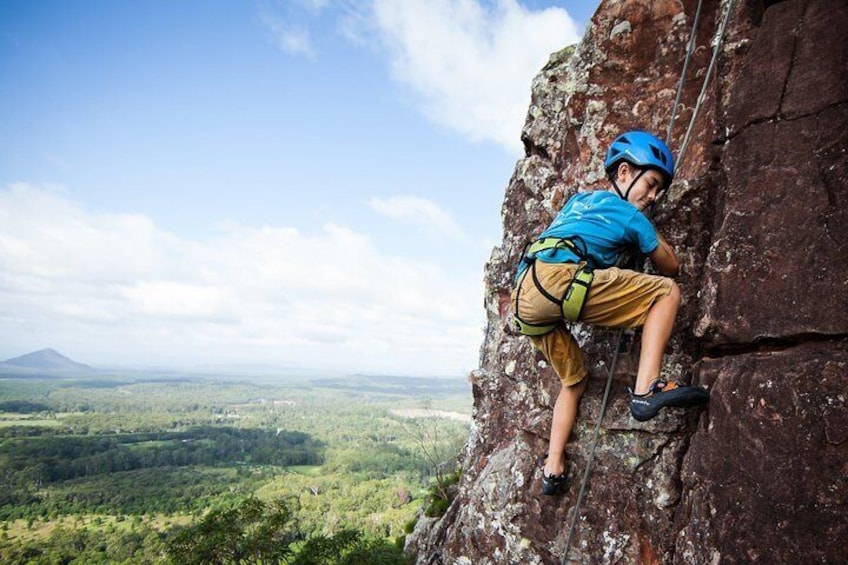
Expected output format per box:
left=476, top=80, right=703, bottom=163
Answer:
left=261, top=0, right=581, bottom=152
left=368, top=195, right=464, bottom=239
left=370, top=0, right=580, bottom=152
left=0, top=184, right=483, bottom=375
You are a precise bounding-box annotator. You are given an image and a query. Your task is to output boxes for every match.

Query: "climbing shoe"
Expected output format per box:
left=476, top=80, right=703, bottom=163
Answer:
left=537, top=453, right=568, bottom=496
left=629, top=379, right=710, bottom=422
left=541, top=471, right=568, bottom=496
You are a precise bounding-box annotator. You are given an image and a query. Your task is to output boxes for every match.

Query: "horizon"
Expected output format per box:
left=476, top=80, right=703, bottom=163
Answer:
left=0, top=346, right=470, bottom=380
left=0, top=1, right=599, bottom=376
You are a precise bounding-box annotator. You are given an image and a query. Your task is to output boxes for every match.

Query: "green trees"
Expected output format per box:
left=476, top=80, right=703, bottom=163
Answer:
left=0, top=427, right=325, bottom=494
left=167, top=497, right=300, bottom=564
left=0, top=523, right=167, bottom=564
left=166, top=497, right=411, bottom=565
left=396, top=404, right=466, bottom=517
left=294, top=529, right=412, bottom=565
left=0, top=400, right=52, bottom=413
left=0, top=374, right=472, bottom=562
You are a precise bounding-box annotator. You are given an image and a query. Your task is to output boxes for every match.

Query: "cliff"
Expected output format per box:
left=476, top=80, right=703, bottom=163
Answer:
left=408, top=0, right=847, bottom=563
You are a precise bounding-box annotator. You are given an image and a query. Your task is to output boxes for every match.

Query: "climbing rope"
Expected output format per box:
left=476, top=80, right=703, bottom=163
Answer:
left=561, top=329, right=622, bottom=563
left=666, top=0, right=704, bottom=143
left=560, top=0, right=735, bottom=562
left=674, top=0, right=738, bottom=170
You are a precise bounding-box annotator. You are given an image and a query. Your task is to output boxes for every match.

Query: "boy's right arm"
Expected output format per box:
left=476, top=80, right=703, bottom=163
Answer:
left=649, top=232, right=680, bottom=276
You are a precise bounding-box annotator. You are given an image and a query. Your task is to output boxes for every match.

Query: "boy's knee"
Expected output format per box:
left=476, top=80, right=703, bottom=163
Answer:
left=567, top=375, right=588, bottom=395
left=666, top=280, right=681, bottom=305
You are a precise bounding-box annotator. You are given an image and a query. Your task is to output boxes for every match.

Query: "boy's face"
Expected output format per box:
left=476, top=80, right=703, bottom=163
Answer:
left=614, top=163, right=666, bottom=211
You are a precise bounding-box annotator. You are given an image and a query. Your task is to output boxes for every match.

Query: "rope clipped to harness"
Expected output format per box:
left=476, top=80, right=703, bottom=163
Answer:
left=512, top=237, right=595, bottom=336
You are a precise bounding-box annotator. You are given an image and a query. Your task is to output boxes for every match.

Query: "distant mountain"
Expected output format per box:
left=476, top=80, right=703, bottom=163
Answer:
left=3, top=348, right=91, bottom=371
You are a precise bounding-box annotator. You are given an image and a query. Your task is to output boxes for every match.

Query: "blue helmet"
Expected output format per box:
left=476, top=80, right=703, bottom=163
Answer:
left=604, top=131, right=675, bottom=188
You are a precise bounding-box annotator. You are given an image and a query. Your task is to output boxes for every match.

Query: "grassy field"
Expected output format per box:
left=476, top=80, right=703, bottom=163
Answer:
left=0, top=417, right=63, bottom=427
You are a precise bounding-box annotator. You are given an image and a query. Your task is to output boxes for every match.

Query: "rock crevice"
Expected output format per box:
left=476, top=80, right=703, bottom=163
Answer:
left=703, top=333, right=848, bottom=358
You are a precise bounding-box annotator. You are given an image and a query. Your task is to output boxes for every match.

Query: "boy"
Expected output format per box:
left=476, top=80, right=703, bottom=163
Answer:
left=510, top=131, right=709, bottom=496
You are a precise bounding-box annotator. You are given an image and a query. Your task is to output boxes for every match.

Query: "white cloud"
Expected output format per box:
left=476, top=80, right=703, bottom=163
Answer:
left=259, top=0, right=331, bottom=60
left=260, top=1, right=581, bottom=151
left=370, top=0, right=580, bottom=153
left=0, top=184, right=483, bottom=375
left=368, top=195, right=464, bottom=239
left=120, top=281, right=239, bottom=323
left=261, top=14, right=317, bottom=59
left=303, top=0, right=330, bottom=10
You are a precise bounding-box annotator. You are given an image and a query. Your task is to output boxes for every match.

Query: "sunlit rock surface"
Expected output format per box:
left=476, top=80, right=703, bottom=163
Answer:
left=408, top=0, right=847, bottom=563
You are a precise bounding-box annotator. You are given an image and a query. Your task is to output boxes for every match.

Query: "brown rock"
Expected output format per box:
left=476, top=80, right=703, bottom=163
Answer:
left=408, top=0, right=848, bottom=563
left=677, top=341, right=848, bottom=564
left=782, top=0, right=848, bottom=118
left=695, top=105, right=848, bottom=345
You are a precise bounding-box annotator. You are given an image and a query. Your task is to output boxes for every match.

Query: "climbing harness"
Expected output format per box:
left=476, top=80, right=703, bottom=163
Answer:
left=512, top=237, right=595, bottom=336
left=560, top=1, right=736, bottom=562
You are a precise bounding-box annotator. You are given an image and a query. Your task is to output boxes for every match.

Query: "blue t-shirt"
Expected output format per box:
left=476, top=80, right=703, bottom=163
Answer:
left=518, top=191, right=659, bottom=277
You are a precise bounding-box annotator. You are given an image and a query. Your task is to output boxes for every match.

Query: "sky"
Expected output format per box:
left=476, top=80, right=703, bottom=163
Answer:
left=0, top=0, right=598, bottom=377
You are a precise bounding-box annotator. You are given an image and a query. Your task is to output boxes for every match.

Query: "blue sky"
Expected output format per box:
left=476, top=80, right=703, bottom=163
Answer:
left=0, top=0, right=597, bottom=376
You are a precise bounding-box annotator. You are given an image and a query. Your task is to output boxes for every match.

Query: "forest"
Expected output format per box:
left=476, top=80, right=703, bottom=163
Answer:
left=0, top=370, right=471, bottom=563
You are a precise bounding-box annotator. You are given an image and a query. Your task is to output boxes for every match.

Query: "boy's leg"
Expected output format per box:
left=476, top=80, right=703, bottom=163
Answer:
left=530, top=326, right=588, bottom=478
left=634, top=281, right=680, bottom=394
left=580, top=269, right=708, bottom=419
left=545, top=377, right=587, bottom=477
left=581, top=268, right=678, bottom=390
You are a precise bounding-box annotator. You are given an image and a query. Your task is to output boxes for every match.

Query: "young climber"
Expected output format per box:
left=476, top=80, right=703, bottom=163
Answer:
left=510, top=131, right=709, bottom=496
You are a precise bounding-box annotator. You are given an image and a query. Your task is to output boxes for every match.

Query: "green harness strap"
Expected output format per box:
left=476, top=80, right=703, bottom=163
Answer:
left=526, top=237, right=575, bottom=257
left=512, top=238, right=595, bottom=336
left=561, top=266, right=593, bottom=321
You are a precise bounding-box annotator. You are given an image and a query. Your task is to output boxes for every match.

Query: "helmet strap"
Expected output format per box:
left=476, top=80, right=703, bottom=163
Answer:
left=612, top=167, right=647, bottom=202
left=624, top=168, right=646, bottom=201
left=611, top=179, right=625, bottom=199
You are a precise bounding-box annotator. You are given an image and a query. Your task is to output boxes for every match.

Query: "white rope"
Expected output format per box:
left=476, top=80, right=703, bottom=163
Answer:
left=667, top=0, right=705, bottom=144
left=560, top=330, right=622, bottom=564
left=675, top=0, right=737, bottom=171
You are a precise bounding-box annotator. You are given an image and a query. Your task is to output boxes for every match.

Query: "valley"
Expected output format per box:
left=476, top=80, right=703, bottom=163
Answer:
left=0, top=368, right=471, bottom=563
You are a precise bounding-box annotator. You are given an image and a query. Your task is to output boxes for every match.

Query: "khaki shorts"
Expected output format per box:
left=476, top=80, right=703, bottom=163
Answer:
left=511, top=261, right=674, bottom=387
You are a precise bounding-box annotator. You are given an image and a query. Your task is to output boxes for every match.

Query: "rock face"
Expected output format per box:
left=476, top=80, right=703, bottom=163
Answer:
left=408, top=0, right=847, bottom=563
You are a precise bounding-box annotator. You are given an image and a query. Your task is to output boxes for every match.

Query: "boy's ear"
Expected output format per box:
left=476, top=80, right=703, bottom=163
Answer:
left=616, top=161, right=632, bottom=182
